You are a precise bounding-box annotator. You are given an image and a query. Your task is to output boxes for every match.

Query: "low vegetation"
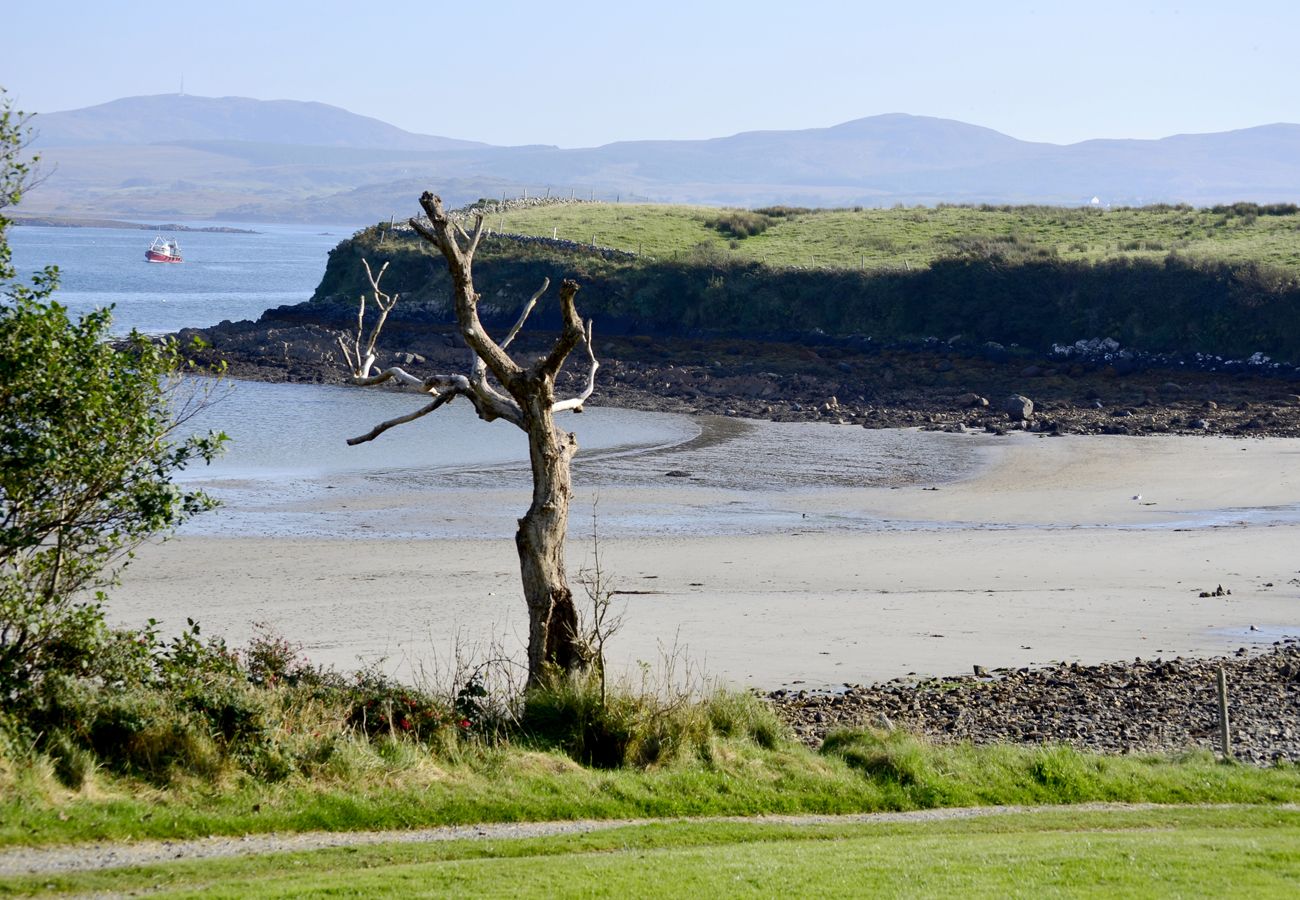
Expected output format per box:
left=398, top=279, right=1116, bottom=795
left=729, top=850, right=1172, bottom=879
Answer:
left=3, top=620, right=1299, bottom=850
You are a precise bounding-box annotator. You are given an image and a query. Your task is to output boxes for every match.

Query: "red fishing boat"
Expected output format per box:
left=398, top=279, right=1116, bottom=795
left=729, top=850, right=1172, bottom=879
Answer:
left=145, top=236, right=183, bottom=263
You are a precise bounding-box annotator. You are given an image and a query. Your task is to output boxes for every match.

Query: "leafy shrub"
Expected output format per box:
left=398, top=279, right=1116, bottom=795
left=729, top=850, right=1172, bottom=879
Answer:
left=1211, top=201, right=1300, bottom=218
left=0, top=265, right=225, bottom=700
left=180, top=675, right=270, bottom=748
left=706, top=210, right=774, bottom=239
left=154, top=619, right=242, bottom=688
left=243, top=622, right=330, bottom=688
left=346, top=670, right=454, bottom=741
left=39, top=682, right=225, bottom=783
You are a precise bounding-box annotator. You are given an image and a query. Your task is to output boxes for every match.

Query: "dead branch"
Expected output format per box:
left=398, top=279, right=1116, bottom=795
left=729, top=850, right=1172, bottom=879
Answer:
left=536, top=280, right=586, bottom=377
left=551, top=320, right=599, bottom=413
left=338, top=259, right=399, bottom=378
left=349, top=366, right=429, bottom=389
left=500, top=278, right=551, bottom=350
left=346, top=393, right=457, bottom=445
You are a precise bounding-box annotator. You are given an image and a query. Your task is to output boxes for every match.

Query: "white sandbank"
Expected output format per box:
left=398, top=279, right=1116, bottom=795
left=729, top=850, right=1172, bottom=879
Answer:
left=113, top=429, right=1300, bottom=689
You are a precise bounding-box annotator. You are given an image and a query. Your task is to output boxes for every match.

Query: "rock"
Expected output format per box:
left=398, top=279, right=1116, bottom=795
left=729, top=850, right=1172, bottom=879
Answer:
left=1001, top=394, right=1034, bottom=421
left=956, top=392, right=988, bottom=408
left=1020, top=365, right=1043, bottom=377
left=663, top=470, right=691, bottom=478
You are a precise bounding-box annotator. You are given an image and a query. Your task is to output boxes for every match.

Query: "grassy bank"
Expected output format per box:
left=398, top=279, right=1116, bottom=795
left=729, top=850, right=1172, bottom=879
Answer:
left=4, top=716, right=1299, bottom=849
left=5, top=808, right=1299, bottom=896
left=5, top=623, right=1298, bottom=859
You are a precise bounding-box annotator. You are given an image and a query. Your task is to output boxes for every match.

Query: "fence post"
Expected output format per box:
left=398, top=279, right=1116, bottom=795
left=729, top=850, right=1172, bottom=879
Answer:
left=1217, top=666, right=1232, bottom=762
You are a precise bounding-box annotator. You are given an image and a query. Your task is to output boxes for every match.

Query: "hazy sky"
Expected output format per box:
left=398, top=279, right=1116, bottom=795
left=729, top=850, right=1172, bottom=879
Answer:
left=5, top=0, right=1298, bottom=148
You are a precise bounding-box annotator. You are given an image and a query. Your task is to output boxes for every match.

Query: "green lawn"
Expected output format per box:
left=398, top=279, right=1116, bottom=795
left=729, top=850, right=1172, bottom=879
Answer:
left=5, top=807, right=1298, bottom=897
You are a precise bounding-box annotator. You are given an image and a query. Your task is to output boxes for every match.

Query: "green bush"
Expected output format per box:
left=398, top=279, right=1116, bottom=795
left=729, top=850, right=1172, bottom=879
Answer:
left=36, top=681, right=225, bottom=783
left=346, top=669, right=455, bottom=742
left=242, top=622, right=330, bottom=688
left=754, top=205, right=813, bottom=218
left=706, top=210, right=774, bottom=239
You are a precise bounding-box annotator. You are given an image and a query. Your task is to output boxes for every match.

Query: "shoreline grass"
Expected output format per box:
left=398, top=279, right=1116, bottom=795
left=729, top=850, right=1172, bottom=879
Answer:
left=4, top=728, right=1298, bottom=849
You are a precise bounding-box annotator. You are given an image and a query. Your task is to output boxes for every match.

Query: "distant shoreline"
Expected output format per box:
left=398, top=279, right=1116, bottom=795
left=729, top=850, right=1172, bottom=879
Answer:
left=8, top=214, right=258, bottom=234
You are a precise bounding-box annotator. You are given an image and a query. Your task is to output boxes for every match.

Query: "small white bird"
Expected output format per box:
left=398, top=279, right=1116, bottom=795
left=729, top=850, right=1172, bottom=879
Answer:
left=1132, top=494, right=1142, bottom=501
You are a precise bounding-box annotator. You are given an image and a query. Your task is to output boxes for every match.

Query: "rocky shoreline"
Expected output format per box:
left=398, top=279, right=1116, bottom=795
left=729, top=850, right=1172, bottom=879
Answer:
left=179, top=313, right=1300, bottom=438
left=769, top=643, right=1300, bottom=766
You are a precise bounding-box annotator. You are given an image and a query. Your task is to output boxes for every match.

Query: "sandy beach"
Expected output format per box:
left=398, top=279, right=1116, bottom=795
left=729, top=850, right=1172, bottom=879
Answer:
left=112, top=424, right=1300, bottom=689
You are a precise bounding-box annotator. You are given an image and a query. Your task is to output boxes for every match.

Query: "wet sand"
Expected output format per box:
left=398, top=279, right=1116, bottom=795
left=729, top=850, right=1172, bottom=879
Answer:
left=113, top=427, right=1300, bottom=689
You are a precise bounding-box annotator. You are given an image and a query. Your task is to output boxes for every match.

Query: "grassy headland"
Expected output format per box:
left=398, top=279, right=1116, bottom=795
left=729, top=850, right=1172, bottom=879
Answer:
left=478, top=200, right=1300, bottom=273
left=302, top=201, right=1300, bottom=363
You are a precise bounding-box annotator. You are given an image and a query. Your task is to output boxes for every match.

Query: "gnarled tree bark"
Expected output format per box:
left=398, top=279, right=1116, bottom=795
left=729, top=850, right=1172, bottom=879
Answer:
left=343, top=192, right=598, bottom=686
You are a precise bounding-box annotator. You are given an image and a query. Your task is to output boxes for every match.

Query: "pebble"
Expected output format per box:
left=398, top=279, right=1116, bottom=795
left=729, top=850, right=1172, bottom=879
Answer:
left=768, top=646, right=1300, bottom=766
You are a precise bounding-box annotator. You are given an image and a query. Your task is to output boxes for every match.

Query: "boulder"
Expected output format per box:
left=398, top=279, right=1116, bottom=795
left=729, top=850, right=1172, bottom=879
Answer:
left=1002, top=394, right=1034, bottom=421
left=956, top=392, right=988, bottom=408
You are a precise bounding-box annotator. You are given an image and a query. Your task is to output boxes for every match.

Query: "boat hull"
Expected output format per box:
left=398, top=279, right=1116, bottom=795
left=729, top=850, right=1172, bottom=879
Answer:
left=145, top=249, right=182, bottom=263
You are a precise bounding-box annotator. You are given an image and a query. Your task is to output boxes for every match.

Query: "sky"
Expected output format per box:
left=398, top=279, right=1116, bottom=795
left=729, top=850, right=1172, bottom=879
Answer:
left=5, top=0, right=1299, bottom=148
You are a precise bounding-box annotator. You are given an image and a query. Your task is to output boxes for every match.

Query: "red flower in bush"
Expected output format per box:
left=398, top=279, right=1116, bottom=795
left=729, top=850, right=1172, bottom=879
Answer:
left=400, top=717, right=412, bottom=731
left=458, top=719, right=471, bottom=729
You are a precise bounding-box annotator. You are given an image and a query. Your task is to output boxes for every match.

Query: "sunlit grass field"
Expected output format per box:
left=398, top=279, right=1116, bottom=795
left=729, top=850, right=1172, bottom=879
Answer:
left=487, top=201, right=1300, bottom=272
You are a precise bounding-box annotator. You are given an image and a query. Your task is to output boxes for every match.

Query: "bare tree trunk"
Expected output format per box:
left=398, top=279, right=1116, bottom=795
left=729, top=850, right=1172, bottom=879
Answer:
left=346, top=193, right=600, bottom=687
left=518, top=400, right=584, bottom=683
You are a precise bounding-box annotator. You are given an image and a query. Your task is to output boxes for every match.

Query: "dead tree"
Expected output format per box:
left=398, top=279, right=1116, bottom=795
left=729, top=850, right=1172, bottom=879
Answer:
left=341, top=193, right=598, bottom=686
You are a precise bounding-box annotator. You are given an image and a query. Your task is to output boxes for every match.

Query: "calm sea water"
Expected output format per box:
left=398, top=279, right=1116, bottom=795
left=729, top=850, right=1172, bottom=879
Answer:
left=8, top=222, right=354, bottom=335
left=10, top=221, right=987, bottom=539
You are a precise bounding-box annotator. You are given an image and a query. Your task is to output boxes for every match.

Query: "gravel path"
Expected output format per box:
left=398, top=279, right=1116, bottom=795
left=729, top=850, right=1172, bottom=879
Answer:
left=0, top=803, right=1275, bottom=877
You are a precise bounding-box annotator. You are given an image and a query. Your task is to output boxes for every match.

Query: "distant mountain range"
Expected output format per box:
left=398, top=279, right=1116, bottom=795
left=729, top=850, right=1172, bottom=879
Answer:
left=19, top=93, right=1300, bottom=223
